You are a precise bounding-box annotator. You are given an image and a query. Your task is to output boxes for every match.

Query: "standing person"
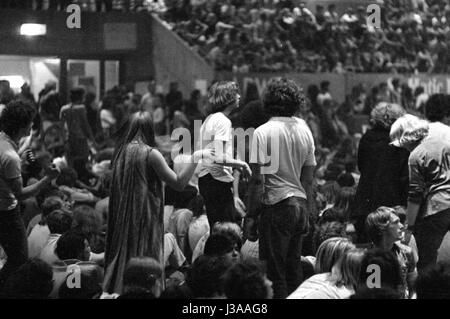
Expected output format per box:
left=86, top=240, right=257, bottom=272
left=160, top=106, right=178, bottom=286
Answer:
left=198, top=81, right=251, bottom=228
left=103, top=111, right=213, bottom=294
left=390, top=114, right=450, bottom=272
left=60, top=87, right=96, bottom=184
left=354, top=103, right=409, bottom=243
left=0, top=101, right=59, bottom=283
left=140, top=78, right=162, bottom=116
left=245, top=78, right=316, bottom=299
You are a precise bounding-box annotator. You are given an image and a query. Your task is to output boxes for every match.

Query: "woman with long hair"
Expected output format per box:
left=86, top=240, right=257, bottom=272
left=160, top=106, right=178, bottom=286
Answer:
left=103, top=111, right=213, bottom=294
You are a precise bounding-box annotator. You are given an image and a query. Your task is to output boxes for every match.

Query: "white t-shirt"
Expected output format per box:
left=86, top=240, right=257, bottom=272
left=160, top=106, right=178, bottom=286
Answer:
left=198, top=112, right=234, bottom=183
left=287, top=273, right=354, bottom=299
left=250, top=117, right=316, bottom=205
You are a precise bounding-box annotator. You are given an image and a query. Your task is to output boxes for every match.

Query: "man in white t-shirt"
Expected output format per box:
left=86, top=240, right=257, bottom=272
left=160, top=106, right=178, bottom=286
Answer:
left=198, top=81, right=251, bottom=228
left=246, top=78, right=316, bottom=299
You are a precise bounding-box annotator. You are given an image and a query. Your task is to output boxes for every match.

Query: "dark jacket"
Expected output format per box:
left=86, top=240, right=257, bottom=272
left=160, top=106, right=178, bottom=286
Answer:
left=354, top=126, right=409, bottom=217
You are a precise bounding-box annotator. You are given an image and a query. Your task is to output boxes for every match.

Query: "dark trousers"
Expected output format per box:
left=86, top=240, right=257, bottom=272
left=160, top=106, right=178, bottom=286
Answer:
left=198, top=174, right=235, bottom=229
left=415, top=208, right=450, bottom=272
left=259, top=197, right=308, bottom=299
left=0, top=208, right=28, bottom=284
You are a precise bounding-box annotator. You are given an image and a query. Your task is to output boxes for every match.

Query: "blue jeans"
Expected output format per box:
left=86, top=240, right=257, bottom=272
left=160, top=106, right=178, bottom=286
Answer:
left=415, top=208, right=450, bottom=272
left=0, top=208, right=28, bottom=284
left=259, top=196, right=309, bottom=299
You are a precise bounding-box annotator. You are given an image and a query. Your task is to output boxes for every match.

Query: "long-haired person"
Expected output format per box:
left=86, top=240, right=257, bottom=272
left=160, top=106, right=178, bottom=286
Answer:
left=198, top=81, right=251, bottom=228
left=354, top=103, right=408, bottom=243
left=390, top=114, right=450, bottom=272
left=103, top=111, right=213, bottom=294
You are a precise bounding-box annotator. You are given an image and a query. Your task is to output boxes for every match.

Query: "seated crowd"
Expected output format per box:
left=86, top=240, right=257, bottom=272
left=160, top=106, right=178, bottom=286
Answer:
left=0, top=74, right=449, bottom=299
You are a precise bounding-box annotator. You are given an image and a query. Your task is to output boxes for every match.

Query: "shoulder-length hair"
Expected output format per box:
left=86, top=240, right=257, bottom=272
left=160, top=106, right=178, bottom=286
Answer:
left=113, top=111, right=156, bottom=163
left=315, top=237, right=355, bottom=274
left=366, top=206, right=396, bottom=245
left=330, top=248, right=366, bottom=289
left=390, top=114, right=429, bottom=148
left=206, top=81, right=240, bottom=115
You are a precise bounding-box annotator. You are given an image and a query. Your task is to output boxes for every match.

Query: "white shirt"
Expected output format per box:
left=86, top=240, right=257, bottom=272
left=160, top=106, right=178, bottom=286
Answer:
left=28, top=224, right=50, bottom=258
left=250, top=117, right=316, bottom=205
left=39, top=234, right=62, bottom=265
left=198, top=112, right=234, bottom=183
left=287, top=273, right=354, bottom=299
left=188, top=214, right=210, bottom=252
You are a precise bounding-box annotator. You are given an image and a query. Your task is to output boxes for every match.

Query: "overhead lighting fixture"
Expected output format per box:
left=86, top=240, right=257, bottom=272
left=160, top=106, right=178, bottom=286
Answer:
left=20, top=23, right=47, bottom=36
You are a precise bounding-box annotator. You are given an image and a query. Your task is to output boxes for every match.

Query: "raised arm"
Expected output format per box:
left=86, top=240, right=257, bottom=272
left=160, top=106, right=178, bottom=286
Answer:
left=150, top=148, right=211, bottom=191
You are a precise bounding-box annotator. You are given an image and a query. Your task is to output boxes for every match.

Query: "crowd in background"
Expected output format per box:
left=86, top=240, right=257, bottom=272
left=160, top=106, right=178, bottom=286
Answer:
left=0, top=71, right=450, bottom=299
left=1, top=0, right=449, bottom=73
left=162, top=0, right=450, bottom=73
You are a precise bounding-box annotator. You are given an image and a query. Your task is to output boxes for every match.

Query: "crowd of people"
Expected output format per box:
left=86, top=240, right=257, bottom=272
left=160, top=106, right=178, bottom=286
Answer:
left=2, top=1, right=449, bottom=73
left=160, top=0, right=450, bottom=73
left=0, top=72, right=449, bottom=299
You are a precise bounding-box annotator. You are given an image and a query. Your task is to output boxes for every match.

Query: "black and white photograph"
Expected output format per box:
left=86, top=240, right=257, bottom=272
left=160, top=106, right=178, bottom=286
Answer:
left=0, top=0, right=449, bottom=307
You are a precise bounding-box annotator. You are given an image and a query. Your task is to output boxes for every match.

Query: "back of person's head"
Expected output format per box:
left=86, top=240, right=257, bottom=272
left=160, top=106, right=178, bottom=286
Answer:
left=425, top=93, right=450, bottom=122
left=47, top=209, right=73, bottom=234
left=56, top=167, right=78, bottom=188
left=122, top=257, right=163, bottom=297
left=390, top=114, right=429, bottom=148
left=58, top=264, right=103, bottom=299
left=351, top=287, right=403, bottom=299
left=187, top=255, right=233, bottom=298
left=358, top=248, right=403, bottom=292
left=320, top=181, right=340, bottom=204
left=207, top=81, right=239, bottom=114
left=313, top=221, right=347, bottom=254
left=366, top=206, right=396, bottom=245
left=319, top=207, right=346, bottom=225
left=262, top=77, right=305, bottom=117
left=188, top=195, right=206, bottom=218
left=223, top=258, right=273, bottom=299
left=40, top=196, right=64, bottom=225
left=0, top=100, right=36, bottom=137
left=334, top=187, right=356, bottom=220
left=70, top=87, right=85, bottom=104
left=315, top=237, right=355, bottom=274
left=55, top=230, right=90, bottom=261
left=370, top=102, right=406, bottom=130
left=72, top=205, right=101, bottom=238
left=331, top=248, right=366, bottom=289
left=416, top=262, right=450, bottom=299
left=1, top=258, right=53, bottom=299
left=117, top=111, right=156, bottom=150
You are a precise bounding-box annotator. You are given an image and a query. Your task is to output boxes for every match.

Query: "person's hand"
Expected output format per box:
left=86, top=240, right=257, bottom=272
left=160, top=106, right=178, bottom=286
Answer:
left=44, top=164, right=60, bottom=180
left=244, top=215, right=258, bottom=242
left=234, top=197, right=247, bottom=219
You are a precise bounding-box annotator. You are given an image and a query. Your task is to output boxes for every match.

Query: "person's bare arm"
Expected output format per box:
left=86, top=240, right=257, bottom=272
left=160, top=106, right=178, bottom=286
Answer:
left=8, top=165, right=59, bottom=200
left=151, top=148, right=211, bottom=191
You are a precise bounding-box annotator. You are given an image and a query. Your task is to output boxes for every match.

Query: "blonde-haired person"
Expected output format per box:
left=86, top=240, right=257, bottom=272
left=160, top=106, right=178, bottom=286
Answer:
left=287, top=238, right=360, bottom=299
left=354, top=102, right=409, bottom=244
left=198, top=81, right=251, bottom=229
left=366, top=206, right=417, bottom=298
left=390, top=113, right=450, bottom=272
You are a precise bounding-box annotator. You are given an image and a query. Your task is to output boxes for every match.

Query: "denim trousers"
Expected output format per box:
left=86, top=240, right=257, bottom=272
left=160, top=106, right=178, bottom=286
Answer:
left=415, top=208, right=450, bottom=272
left=259, top=196, right=309, bottom=299
left=0, top=207, right=28, bottom=283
